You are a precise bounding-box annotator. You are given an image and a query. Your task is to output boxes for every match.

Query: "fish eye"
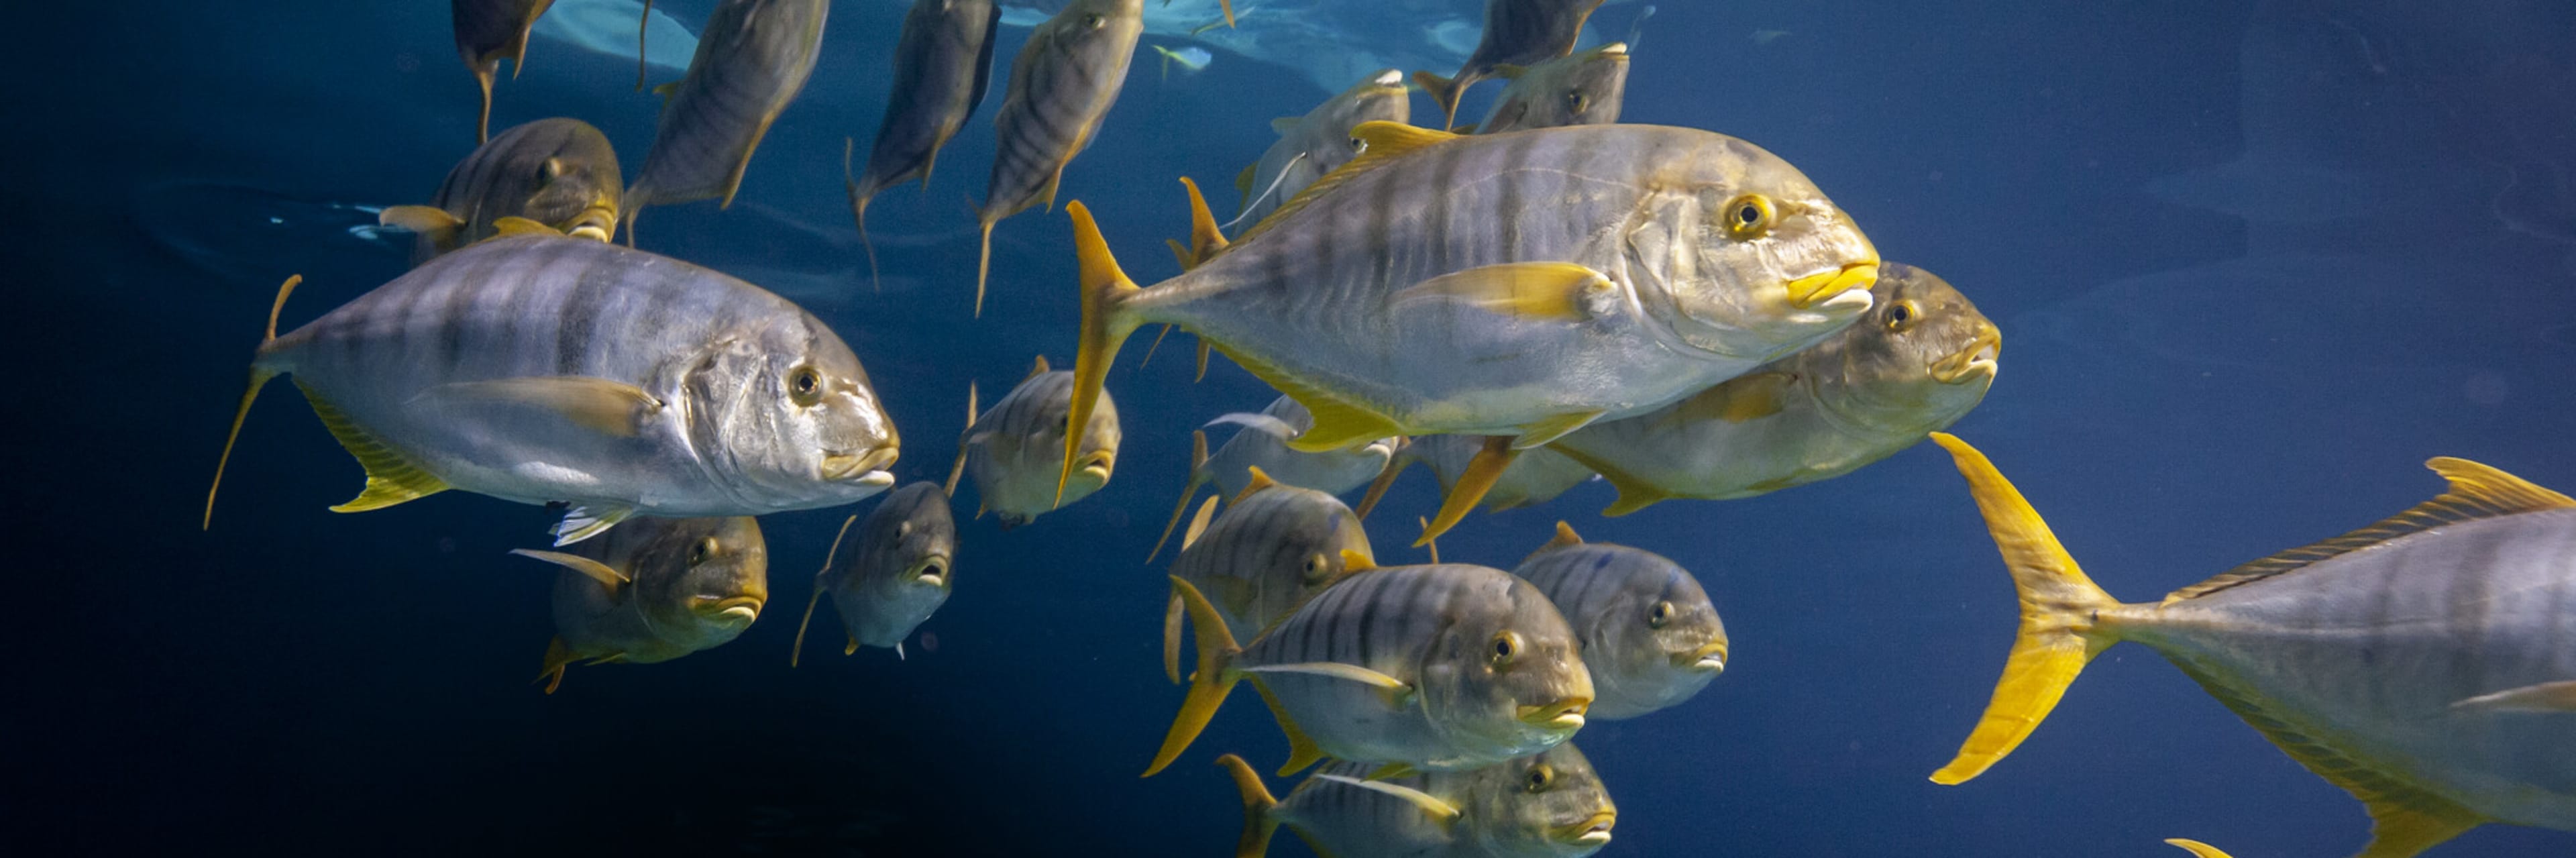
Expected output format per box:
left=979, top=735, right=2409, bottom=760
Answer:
left=1301, top=553, right=1331, bottom=583
left=1082, top=13, right=1104, bottom=28
left=896, top=521, right=913, bottom=539
left=689, top=537, right=717, bottom=566
left=539, top=157, right=564, bottom=182
left=1885, top=300, right=1921, bottom=333
left=1490, top=631, right=1523, bottom=667
left=1648, top=600, right=1674, bottom=629
left=788, top=366, right=823, bottom=406
left=1525, top=763, right=1555, bottom=792
left=1722, top=194, right=1776, bottom=239
left=1564, top=91, right=1589, bottom=114
left=1349, top=137, right=1366, bottom=152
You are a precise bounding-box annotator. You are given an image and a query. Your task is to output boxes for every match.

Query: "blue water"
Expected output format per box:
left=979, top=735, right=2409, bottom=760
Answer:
left=17, top=1, right=2573, bottom=855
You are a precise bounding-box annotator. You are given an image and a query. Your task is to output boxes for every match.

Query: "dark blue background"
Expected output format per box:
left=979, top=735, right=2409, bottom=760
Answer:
left=12, top=1, right=2572, bottom=855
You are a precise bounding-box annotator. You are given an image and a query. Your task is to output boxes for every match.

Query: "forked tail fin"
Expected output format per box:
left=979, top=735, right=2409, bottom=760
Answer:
left=1064, top=201, right=1144, bottom=506
left=205, top=275, right=302, bottom=530
left=1216, top=753, right=1282, bottom=858
left=1145, top=576, right=1243, bottom=777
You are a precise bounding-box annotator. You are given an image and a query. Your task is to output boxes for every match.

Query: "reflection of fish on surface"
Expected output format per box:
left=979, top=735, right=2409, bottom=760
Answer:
left=132, top=182, right=404, bottom=282
left=529, top=0, right=702, bottom=72
left=623, top=0, right=831, bottom=244
left=1216, top=741, right=1617, bottom=858
left=794, top=482, right=958, bottom=663
left=516, top=515, right=768, bottom=693
left=450, top=0, right=557, bottom=144
left=1928, top=433, right=2576, bottom=857
left=961, top=0, right=1490, bottom=95
left=379, top=117, right=623, bottom=264
left=1416, top=0, right=1608, bottom=127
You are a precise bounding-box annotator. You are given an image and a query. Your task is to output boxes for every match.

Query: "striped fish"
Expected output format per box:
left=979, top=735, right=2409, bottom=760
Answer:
left=1415, top=0, right=1607, bottom=127
left=947, top=356, right=1121, bottom=528
left=1149, top=560, right=1593, bottom=776
left=513, top=515, right=767, bottom=693
left=1147, top=395, right=1398, bottom=562
left=1160, top=467, right=1376, bottom=682
left=1928, top=433, right=2576, bottom=856
left=847, top=0, right=1003, bottom=290
left=793, top=481, right=957, bottom=663
left=380, top=117, right=623, bottom=266
left=623, top=0, right=828, bottom=244
left=1233, top=68, right=1411, bottom=229
left=1472, top=42, right=1628, bottom=134
left=1061, top=123, right=1879, bottom=530
left=1353, top=434, right=1593, bottom=523
left=972, top=0, right=1144, bottom=317
left=451, top=0, right=559, bottom=144
left=1550, top=262, right=2000, bottom=516
left=1216, top=743, right=1616, bottom=858
left=1512, top=521, right=1726, bottom=720
left=202, top=235, right=901, bottom=544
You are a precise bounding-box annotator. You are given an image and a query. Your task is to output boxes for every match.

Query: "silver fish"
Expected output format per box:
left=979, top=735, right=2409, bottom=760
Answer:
left=451, top=0, right=559, bottom=144
left=1416, top=0, right=1607, bottom=127
left=1512, top=521, right=1726, bottom=720
left=1549, top=261, right=2000, bottom=516
left=972, top=0, right=1145, bottom=316
left=847, top=0, right=1003, bottom=290
left=1148, top=395, right=1398, bottom=561
left=793, top=481, right=959, bottom=663
left=1232, top=68, right=1411, bottom=229
left=1472, top=42, right=1627, bottom=134
left=513, top=515, right=768, bottom=693
left=380, top=117, right=623, bottom=264
left=1929, top=433, right=2576, bottom=855
left=1160, top=467, right=1375, bottom=682
left=1353, top=433, right=1593, bottom=523
left=623, top=0, right=829, bottom=243
left=947, top=356, right=1121, bottom=527
left=203, top=236, right=900, bottom=544
left=1150, top=560, right=1593, bottom=776
left=1216, top=741, right=1617, bottom=858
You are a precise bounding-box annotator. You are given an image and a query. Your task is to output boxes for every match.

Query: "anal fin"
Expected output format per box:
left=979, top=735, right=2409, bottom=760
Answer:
left=1248, top=677, right=1326, bottom=776
left=298, top=380, right=451, bottom=513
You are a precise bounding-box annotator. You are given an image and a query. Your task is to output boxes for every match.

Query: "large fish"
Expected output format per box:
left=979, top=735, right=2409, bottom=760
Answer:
left=1160, top=467, right=1375, bottom=682
left=1150, top=559, right=1593, bottom=777
left=451, top=0, right=559, bottom=144
left=1061, top=122, right=1880, bottom=527
left=1215, top=742, right=1616, bottom=858
left=1927, top=433, right=2576, bottom=857
left=847, top=0, right=1003, bottom=290
left=946, top=356, right=1121, bottom=527
left=1512, top=521, right=1725, bottom=720
left=1147, top=395, right=1398, bottom=561
left=1232, top=68, right=1411, bottom=229
left=1546, top=261, right=2000, bottom=516
left=203, top=235, right=901, bottom=544
left=792, top=481, right=959, bottom=663
left=513, top=515, right=767, bottom=693
left=1352, top=434, right=1593, bottom=523
left=1470, top=42, right=1627, bottom=134
left=380, top=117, right=623, bottom=265
left=1416, top=0, right=1607, bottom=127
left=623, top=0, right=829, bottom=243
left=972, top=0, right=1145, bottom=316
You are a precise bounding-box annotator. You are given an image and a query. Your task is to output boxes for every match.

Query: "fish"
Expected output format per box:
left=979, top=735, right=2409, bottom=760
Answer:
left=973, top=0, right=1146, bottom=317
left=1511, top=521, right=1726, bottom=720
left=1149, top=559, right=1593, bottom=777
left=531, top=0, right=700, bottom=74
left=1926, top=432, right=2576, bottom=856
left=1151, top=44, right=1214, bottom=78
left=792, top=481, right=959, bottom=663
left=1470, top=42, right=1627, bottom=134
left=946, top=356, right=1122, bottom=527
left=378, top=117, right=623, bottom=265
left=847, top=0, right=1004, bottom=291
left=450, top=0, right=559, bottom=144
left=1214, top=741, right=1616, bottom=858
left=202, top=235, right=901, bottom=544
left=1544, top=261, right=2000, bottom=517
left=1232, top=68, right=1411, bottom=229
left=1159, top=466, right=1375, bottom=682
left=622, top=0, right=830, bottom=244
left=1352, top=433, right=1593, bottom=523
left=1146, top=395, right=1399, bottom=561
left=513, top=515, right=768, bottom=693
left=972, top=0, right=1466, bottom=95
left=1415, top=0, right=1607, bottom=127
left=1061, top=122, right=1880, bottom=527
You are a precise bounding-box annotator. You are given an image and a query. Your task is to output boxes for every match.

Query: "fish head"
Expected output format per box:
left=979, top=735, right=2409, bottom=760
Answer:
left=518, top=123, right=623, bottom=242
left=1423, top=570, right=1595, bottom=757
left=1548, top=44, right=1631, bottom=127
left=1797, top=262, right=2000, bottom=431
left=1235, top=488, right=1376, bottom=626
left=1309, top=69, right=1414, bottom=172
left=1555, top=548, right=1727, bottom=717
left=630, top=517, right=769, bottom=639
left=1638, top=133, right=1880, bottom=357
left=1031, top=372, right=1123, bottom=506
left=1468, top=743, right=1618, bottom=858
left=861, top=482, right=959, bottom=594
left=686, top=312, right=899, bottom=510
left=1048, top=0, right=1145, bottom=45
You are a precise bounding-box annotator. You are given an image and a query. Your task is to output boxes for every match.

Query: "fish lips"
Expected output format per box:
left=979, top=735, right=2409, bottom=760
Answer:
left=696, top=595, right=765, bottom=625
left=559, top=203, right=620, bottom=242
left=1516, top=696, right=1592, bottom=731
left=906, top=554, right=953, bottom=588
left=1929, top=328, right=2002, bottom=384
left=1673, top=639, right=1729, bottom=674
left=1549, top=809, right=1617, bottom=846
left=1784, top=261, right=1880, bottom=310
left=822, top=446, right=900, bottom=485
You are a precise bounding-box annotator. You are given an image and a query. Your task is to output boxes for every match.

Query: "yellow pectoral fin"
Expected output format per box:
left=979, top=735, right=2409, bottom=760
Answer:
left=511, top=549, right=631, bottom=590
left=1248, top=677, right=1326, bottom=776
left=1546, top=442, right=1672, bottom=517
left=1312, top=773, right=1460, bottom=827
left=422, top=376, right=661, bottom=438
left=1394, top=262, right=1615, bottom=322
left=1234, top=161, right=1258, bottom=197
left=1242, top=663, right=1411, bottom=710
left=2450, top=680, right=2576, bottom=712
left=1362, top=761, right=1419, bottom=781
left=378, top=205, right=464, bottom=238
left=488, top=216, right=562, bottom=239
left=2162, top=840, right=2234, bottom=858
left=298, top=381, right=450, bottom=513
left=1670, top=372, right=1796, bottom=426
left=1515, top=410, right=1606, bottom=449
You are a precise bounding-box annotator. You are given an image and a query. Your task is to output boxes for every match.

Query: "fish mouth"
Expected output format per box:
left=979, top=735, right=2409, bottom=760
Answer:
left=1929, top=327, right=2002, bottom=384
left=560, top=203, right=619, bottom=242
left=1597, top=42, right=1629, bottom=57
left=1548, top=810, right=1617, bottom=845
left=1782, top=262, right=1880, bottom=310
left=1517, top=696, right=1591, bottom=730
left=1370, top=68, right=1405, bottom=89
left=698, top=596, right=763, bottom=624
left=1075, top=451, right=1116, bottom=483
left=906, top=555, right=952, bottom=588
left=1674, top=639, right=1730, bottom=674
left=822, top=446, right=900, bottom=482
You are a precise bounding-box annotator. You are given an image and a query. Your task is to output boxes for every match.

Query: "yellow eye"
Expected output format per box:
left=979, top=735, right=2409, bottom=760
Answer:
left=1491, top=631, right=1523, bottom=667
left=1564, top=91, right=1589, bottom=115
left=1722, top=194, right=1776, bottom=239
left=1525, top=763, right=1556, bottom=792
left=1648, top=600, right=1674, bottom=629
left=689, top=537, right=717, bottom=565
left=788, top=366, right=823, bottom=406
left=1301, top=553, right=1331, bottom=584
left=1885, top=299, right=1921, bottom=333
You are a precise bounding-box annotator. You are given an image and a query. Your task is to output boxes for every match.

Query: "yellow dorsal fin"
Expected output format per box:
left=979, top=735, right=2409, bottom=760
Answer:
left=1547, top=442, right=1674, bottom=517
left=297, top=380, right=451, bottom=513
left=1147, top=430, right=1214, bottom=564
left=945, top=380, right=978, bottom=498
left=2165, top=457, right=2574, bottom=604
left=1231, top=465, right=1281, bottom=504
left=1025, top=355, right=1053, bottom=381
left=1248, top=679, right=1326, bottom=776
left=1216, top=754, right=1285, bottom=858
left=1547, top=521, right=1582, bottom=549
left=792, top=513, right=863, bottom=667
left=489, top=215, right=561, bottom=239
left=1235, top=121, right=1458, bottom=245
left=1181, top=495, right=1220, bottom=551
left=1178, top=176, right=1230, bottom=266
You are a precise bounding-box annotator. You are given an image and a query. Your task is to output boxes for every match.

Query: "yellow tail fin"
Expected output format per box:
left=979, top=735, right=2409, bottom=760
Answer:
left=1216, top=753, right=1281, bottom=858
left=1148, top=430, right=1214, bottom=564
left=205, top=275, right=303, bottom=530
left=1925, top=432, right=2123, bottom=786
left=1146, top=576, right=1243, bottom=777
left=1064, top=201, right=1144, bottom=506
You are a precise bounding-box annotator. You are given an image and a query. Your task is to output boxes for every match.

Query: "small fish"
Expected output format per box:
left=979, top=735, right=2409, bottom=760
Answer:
left=947, top=356, right=1121, bottom=527
left=1232, top=68, right=1411, bottom=230
left=203, top=236, right=900, bottom=544
left=450, top=0, right=559, bottom=144
left=514, top=515, right=767, bottom=693
left=1472, top=42, right=1629, bottom=134
left=1216, top=741, right=1616, bottom=858
left=1149, top=559, right=1593, bottom=776
left=1148, top=395, right=1399, bottom=561
left=847, top=0, right=1003, bottom=291
left=1063, top=123, right=1880, bottom=539
left=1415, top=0, right=1607, bottom=127
left=1513, top=521, right=1726, bottom=720
left=973, top=0, right=1146, bottom=316
left=623, top=0, right=830, bottom=244
left=1353, top=434, right=1593, bottom=523
left=380, top=117, right=623, bottom=265
left=793, top=481, right=958, bottom=663
left=1151, top=44, right=1214, bottom=79
left=1926, top=433, right=2576, bottom=855
left=1545, top=262, right=2000, bottom=516
left=1160, top=467, right=1375, bottom=682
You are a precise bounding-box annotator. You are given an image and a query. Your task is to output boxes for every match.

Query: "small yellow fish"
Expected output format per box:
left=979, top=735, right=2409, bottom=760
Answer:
left=847, top=0, right=1002, bottom=290
left=1216, top=741, right=1616, bottom=858
left=1513, top=521, right=1727, bottom=720
left=623, top=0, right=829, bottom=244
left=1472, top=42, right=1629, bottom=134
left=1147, top=395, right=1397, bottom=562
left=380, top=117, right=623, bottom=264
left=973, top=0, right=1146, bottom=316
left=514, top=515, right=767, bottom=693
left=947, top=356, right=1121, bottom=527
left=792, top=481, right=957, bottom=664
left=1415, top=0, right=1608, bottom=127
left=1160, top=466, right=1375, bottom=683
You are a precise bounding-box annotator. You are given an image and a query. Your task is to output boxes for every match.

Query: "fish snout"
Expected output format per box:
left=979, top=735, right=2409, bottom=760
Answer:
left=1517, top=696, right=1591, bottom=730
left=696, top=595, right=765, bottom=625
left=1930, top=327, right=2002, bottom=384
left=1076, top=449, right=1116, bottom=482
left=561, top=203, right=619, bottom=242
left=1550, top=809, right=1617, bottom=846
left=1676, top=639, right=1730, bottom=674
left=822, top=445, right=900, bottom=484
left=1783, top=260, right=1880, bottom=311
left=907, top=554, right=953, bottom=588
